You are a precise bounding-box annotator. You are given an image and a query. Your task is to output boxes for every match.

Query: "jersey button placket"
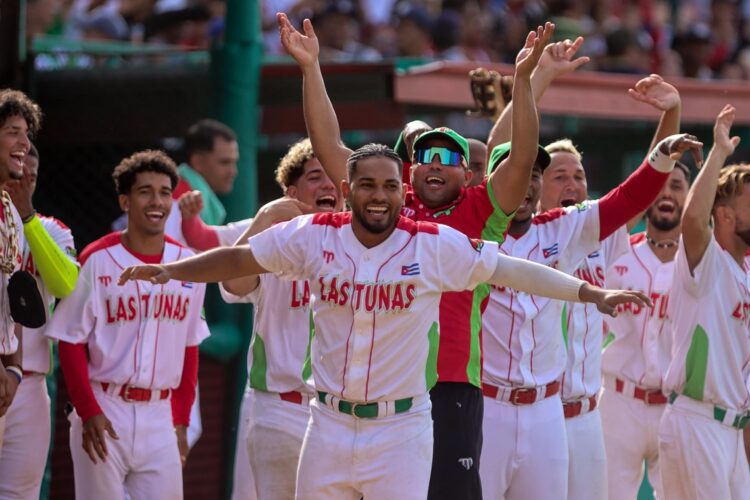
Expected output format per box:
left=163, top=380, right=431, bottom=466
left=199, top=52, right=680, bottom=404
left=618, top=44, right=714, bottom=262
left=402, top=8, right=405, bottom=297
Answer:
left=347, top=257, right=374, bottom=400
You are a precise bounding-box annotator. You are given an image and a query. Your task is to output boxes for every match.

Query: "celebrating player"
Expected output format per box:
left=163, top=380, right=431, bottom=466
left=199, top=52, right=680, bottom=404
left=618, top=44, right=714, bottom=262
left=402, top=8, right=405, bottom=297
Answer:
left=0, top=143, right=79, bottom=499
left=47, top=151, right=210, bottom=499
left=0, top=89, right=38, bottom=447
left=119, top=143, right=651, bottom=499
left=279, top=12, right=553, bottom=497
left=658, top=104, right=750, bottom=500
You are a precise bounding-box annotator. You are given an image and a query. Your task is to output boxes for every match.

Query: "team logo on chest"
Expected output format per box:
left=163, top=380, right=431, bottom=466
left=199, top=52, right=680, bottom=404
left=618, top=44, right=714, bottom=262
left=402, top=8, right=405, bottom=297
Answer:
left=318, top=276, right=416, bottom=312
left=105, top=291, right=191, bottom=324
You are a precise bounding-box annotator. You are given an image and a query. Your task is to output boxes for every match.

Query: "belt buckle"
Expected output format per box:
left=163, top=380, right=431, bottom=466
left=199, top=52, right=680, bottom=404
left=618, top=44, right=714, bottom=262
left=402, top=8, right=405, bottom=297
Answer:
left=644, top=391, right=660, bottom=405
left=511, top=388, right=534, bottom=405
left=349, top=402, right=362, bottom=419
left=122, top=386, right=137, bottom=403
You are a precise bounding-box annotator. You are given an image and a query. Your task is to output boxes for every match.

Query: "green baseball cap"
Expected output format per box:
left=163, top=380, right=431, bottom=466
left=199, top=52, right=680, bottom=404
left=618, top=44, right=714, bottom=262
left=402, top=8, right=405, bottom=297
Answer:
left=413, top=127, right=471, bottom=164
left=487, top=142, right=551, bottom=174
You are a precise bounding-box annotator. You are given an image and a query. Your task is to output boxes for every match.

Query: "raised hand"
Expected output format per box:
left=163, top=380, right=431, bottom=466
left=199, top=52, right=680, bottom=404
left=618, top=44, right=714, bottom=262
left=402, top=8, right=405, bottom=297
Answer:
left=178, top=190, right=204, bottom=220
left=713, top=104, right=741, bottom=156
left=277, top=12, right=319, bottom=68
left=661, top=133, right=704, bottom=168
left=535, top=36, right=590, bottom=79
left=628, top=74, right=681, bottom=112
left=118, top=264, right=171, bottom=286
left=515, top=22, right=555, bottom=79
left=82, top=414, right=119, bottom=464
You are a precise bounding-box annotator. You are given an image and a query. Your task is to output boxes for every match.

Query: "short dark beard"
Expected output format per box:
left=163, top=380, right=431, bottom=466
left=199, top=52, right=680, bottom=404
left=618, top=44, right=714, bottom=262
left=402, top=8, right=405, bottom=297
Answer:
left=352, top=207, right=397, bottom=235
left=646, top=206, right=681, bottom=232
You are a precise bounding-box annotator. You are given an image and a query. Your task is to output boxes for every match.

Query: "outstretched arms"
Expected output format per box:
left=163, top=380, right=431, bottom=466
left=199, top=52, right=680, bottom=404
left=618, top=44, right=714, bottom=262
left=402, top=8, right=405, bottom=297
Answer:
left=682, top=105, right=741, bottom=271
left=278, top=13, right=352, bottom=186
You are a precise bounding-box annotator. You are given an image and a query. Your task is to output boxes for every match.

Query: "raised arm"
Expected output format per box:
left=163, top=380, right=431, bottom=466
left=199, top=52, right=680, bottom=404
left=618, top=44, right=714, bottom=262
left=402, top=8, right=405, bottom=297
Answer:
left=487, top=252, right=651, bottom=316
left=118, top=245, right=269, bottom=286
left=278, top=13, right=352, bottom=185
left=487, top=23, right=552, bottom=215
left=221, top=197, right=312, bottom=296
left=487, top=35, right=589, bottom=153
left=682, top=105, right=740, bottom=272
left=598, top=134, right=703, bottom=240
left=625, top=74, right=683, bottom=230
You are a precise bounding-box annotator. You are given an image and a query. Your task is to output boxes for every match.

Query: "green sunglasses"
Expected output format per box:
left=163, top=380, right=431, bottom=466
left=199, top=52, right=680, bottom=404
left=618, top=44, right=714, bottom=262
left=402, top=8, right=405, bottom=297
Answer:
left=414, top=147, right=464, bottom=167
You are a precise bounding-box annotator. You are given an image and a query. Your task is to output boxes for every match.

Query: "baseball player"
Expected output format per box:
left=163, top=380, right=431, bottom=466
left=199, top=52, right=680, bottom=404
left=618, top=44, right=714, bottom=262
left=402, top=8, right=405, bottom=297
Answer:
left=0, top=89, right=37, bottom=450
left=477, top=129, right=697, bottom=499
left=600, top=158, right=690, bottom=499
left=120, top=143, right=650, bottom=499
left=279, top=14, right=554, bottom=497
left=0, top=143, right=79, bottom=500
left=47, top=150, right=210, bottom=499
left=658, top=104, right=750, bottom=500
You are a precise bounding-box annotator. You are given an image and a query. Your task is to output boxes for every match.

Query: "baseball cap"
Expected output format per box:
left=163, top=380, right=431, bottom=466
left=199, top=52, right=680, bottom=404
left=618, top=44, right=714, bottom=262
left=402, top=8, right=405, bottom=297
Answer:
left=393, top=131, right=410, bottom=162
left=8, top=270, right=46, bottom=328
left=487, top=142, right=551, bottom=174
left=413, top=127, right=470, bottom=164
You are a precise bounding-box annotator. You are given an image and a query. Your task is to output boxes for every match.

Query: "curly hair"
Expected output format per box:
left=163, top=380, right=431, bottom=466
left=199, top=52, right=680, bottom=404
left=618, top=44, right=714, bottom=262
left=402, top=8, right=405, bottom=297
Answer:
left=714, top=163, right=750, bottom=208
left=112, top=150, right=179, bottom=195
left=544, top=138, right=582, bottom=161
left=275, top=138, right=316, bottom=192
left=0, top=89, right=42, bottom=138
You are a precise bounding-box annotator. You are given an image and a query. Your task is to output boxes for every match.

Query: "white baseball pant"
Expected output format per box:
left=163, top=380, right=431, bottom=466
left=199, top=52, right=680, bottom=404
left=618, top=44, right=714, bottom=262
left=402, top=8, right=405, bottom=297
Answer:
left=295, top=395, right=433, bottom=499
left=69, top=385, right=182, bottom=500
left=565, top=407, right=607, bottom=500
left=658, top=396, right=750, bottom=500
left=599, top=387, right=664, bottom=500
left=0, top=374, right=51, bottom=500
left=480, top=394, right=569, bottom=500
left=248, top=389, right=310, bottom=500
left=231, top=386, right=257, bottom=500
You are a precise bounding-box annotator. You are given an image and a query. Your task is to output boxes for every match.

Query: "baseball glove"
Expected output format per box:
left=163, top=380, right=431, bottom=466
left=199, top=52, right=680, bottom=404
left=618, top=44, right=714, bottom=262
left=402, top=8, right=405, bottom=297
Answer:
left=466, top=68, right=513, bottom=121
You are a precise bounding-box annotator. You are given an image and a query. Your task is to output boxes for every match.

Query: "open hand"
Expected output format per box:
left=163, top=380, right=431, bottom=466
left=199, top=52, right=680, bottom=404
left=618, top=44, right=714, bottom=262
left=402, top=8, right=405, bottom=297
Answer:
left=82, top=414, right=119, bottom=464
left=579, top=283, right=653, bottom=317
left=628, top=74, right=681, bottom=112
left=536, top=36, right=590, bottom=79
left=515, top=22, right=555, bottom=79
left=118, top=264, right=171, bottom=285
left=277, top=12, right=319, bottom=68
left=713, top=104, right=741, bottom=156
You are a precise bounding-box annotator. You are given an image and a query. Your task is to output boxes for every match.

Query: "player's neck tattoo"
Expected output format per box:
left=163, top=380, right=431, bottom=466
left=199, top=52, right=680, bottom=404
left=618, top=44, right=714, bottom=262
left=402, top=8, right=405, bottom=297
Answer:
left=646, top=233, right=678, bottom=249
left=0, top=191, right=19, bottom=274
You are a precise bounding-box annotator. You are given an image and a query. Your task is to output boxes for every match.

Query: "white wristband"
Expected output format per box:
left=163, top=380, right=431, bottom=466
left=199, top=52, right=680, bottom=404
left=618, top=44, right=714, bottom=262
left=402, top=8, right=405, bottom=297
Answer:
left=649, top=138, right=678, bottom=173
left=5, top=365, right=22, bottom=383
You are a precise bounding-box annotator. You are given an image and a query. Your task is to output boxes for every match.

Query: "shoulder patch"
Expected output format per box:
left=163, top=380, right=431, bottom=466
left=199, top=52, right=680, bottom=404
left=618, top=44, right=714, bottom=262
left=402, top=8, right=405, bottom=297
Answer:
left=469, top=237, right=484, bottom=252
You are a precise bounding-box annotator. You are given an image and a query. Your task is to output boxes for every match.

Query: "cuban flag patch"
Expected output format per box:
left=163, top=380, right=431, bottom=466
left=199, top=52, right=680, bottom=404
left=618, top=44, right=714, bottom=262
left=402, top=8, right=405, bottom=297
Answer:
left=181, top=281, right=194, bottom=289
left=401, top=263, right=420, bottom=276
left=542, top=243, right=559, bottom=259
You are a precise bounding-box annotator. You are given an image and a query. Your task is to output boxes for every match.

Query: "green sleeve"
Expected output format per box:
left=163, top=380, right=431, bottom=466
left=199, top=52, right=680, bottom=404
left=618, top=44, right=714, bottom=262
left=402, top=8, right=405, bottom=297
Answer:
left=23, top=216, right=78, bottom=298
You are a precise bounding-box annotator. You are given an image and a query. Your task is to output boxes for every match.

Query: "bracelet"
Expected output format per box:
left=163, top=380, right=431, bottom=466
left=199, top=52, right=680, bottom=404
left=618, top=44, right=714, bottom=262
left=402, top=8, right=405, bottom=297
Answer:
left=5, top=365, right=22, bottom=384
left=22, top=210, right=37, bottom=224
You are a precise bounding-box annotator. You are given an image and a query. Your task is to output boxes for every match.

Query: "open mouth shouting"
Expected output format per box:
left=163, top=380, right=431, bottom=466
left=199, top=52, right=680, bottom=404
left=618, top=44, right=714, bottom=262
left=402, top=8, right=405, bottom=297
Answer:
left=425, top=175, right=446, bottom=189
left=145, top=209, right=166, bottom=224
left=9, top=151, right=24, bottom=173
left=365, top=204, right=389, bottom=221
left=655, top=198, right=677, bottom=216
left=315, top=194, right=337, bottom=211
left=560, top=198, right=577, bottom=208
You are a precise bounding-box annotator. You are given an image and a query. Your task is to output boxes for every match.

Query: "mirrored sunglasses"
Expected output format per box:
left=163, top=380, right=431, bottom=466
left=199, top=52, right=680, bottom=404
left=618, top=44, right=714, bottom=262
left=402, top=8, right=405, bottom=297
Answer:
left=414, top=147, right=463, bottom=167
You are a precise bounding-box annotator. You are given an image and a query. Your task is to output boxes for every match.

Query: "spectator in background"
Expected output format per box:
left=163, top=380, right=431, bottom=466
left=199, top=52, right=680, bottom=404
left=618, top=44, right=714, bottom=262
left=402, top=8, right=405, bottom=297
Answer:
left=672, top=23, right=714, bottom=79
left=394, top=3, right=435, bottom=58
left=439, top=1, right=492, bottom=62
left=467, top=138, right=487, bottom=187
left=313, top=0, right=381, bottom=62
left=26, top=0, right=63, bottom=39
left=599, top=26, right=652, bottom=74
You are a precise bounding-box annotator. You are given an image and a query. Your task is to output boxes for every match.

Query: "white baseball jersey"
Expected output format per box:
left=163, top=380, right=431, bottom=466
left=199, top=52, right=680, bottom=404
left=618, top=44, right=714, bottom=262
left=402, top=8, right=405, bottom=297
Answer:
left=46, top=232, right=210, bottom=389
left=664, top=236, right=750, bottom=410
left=482, top=201, right=602, bottom=388
left=248, top=212, right=499, bottom=402
left=220, top=274, right=314, bottom=395
left=560, top=227, right=629, bottom=401
left=602, top=233, right=674, bottom=389
left=0, top=203, right=24, bottom=355
left=20, top=215, right=78, bottom=373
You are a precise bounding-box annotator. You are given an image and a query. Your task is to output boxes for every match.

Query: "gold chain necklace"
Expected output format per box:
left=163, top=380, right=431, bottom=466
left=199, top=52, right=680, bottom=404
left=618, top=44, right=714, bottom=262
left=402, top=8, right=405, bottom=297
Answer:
left=0, top=192, right=20, bottom=274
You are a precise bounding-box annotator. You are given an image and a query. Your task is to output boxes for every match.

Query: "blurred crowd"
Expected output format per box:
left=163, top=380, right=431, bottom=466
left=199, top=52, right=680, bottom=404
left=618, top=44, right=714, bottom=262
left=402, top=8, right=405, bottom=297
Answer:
left=25, top=0, right=750, bottom=79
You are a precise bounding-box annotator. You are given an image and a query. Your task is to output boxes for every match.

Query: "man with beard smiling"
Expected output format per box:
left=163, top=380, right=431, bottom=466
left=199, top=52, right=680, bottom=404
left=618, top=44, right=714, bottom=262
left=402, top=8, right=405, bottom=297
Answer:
left=600, top=158, right=690, bottom=500
left=47, top=150, right=210, bottom=499
left=118, top=143, right=652, bottom=499
left=277, top=12, right=553, bottom=497
left=658, top=105, right=750, bottom=500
